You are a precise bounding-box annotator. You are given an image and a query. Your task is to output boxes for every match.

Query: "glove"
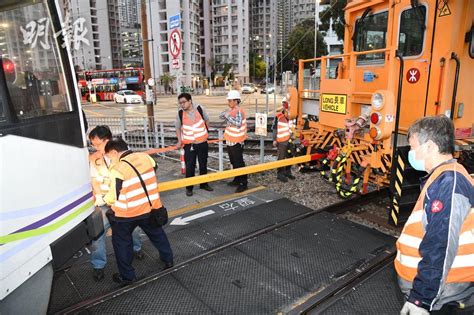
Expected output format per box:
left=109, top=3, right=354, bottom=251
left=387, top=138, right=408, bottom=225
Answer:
left=94, top=194, right=106, bottom=207
left=400, top=302, right=429, bottom=315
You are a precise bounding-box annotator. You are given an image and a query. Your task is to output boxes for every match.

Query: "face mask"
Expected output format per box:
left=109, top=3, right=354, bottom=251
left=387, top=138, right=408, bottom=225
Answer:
left=408, top=148, right=425, bottom=172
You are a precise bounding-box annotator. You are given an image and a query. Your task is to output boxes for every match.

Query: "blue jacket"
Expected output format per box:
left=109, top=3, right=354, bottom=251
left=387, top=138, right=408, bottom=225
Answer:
left=405, top=160, right=474, bottom=310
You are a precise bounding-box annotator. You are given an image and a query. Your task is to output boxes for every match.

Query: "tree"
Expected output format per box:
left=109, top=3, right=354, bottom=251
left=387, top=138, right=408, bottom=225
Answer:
left=222, top=63, right=232, bottom=79
left=319, top=0, right=347, bottom=41
left=160, top=72, right=176, bottom=94
left=287, top=19, right=328, bottom=61
left=249, top=52, right=267, bottom=81
left=207, top=57, right=219, bottom=82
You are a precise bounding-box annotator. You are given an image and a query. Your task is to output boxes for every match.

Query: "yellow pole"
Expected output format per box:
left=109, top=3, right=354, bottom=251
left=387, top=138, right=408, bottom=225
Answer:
left=158, top=154, right=319, bottom=192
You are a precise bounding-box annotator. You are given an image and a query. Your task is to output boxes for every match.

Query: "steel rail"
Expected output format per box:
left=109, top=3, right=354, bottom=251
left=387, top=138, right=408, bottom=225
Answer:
left=287, top=245, right=396, bottom=314
left=58, top=188, right=388, bottom=314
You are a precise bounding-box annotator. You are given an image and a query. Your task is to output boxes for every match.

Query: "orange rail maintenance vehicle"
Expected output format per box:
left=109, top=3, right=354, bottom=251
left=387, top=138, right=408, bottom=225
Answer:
left=288, top=0, right=473, bottom=225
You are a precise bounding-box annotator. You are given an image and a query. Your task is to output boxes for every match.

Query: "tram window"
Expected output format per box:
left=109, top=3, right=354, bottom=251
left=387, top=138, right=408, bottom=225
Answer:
left=0, top=2, right=72, bottom=120
left=398, top=7, right=426, bottom=57
left=354, top=11, right=388, bottom=64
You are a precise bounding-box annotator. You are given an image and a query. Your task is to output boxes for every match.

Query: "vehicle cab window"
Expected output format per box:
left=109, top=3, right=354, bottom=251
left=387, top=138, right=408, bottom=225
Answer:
left=354, top=10, right=388, bottom=64
left=398, top=6, right=427, bottom=57
left=0, top=2, right=73, bottom=121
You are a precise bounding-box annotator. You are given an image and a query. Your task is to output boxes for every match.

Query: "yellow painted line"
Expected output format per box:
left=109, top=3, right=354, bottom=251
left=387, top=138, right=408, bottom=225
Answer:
left=167, top=186, right=266, bottom=218
left=94, top=102, right=122, bottom=112
left=391, top=211, right=398, bottom=225
left=396, top=168, right=403, bottom=183
left=158, top=154, right=316, bottom=192
left=395, top=182, right=401, bottom=196
left=398, top=156, right=405, bottom=170
left=83, top=108, right=105, bottom=117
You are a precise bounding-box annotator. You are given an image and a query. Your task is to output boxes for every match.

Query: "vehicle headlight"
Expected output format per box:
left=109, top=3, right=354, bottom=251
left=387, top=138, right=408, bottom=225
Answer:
left=371, top=92, right=384, bottom=110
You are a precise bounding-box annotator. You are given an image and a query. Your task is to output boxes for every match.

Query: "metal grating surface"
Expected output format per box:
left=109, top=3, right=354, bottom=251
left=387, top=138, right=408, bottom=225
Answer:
left=47, top=271, right=81, bottom=314
left=144, top=223, right=228, bottom=262
left=246, top=198, right=312, bottom=223
left=317, top=263, right=404, bottom=315
left=83, top=210, right=395, bottom=314
left=48, top=253, right=168, bottom=314
left=88, top=275, right=214, bottom=314
left=51, top=198, right=397, bottom=314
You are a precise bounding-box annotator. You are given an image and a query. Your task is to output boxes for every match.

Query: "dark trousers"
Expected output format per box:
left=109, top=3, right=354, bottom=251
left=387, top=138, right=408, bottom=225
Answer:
left=227, top=143, right=247, bottom=186
left=276, top=141, right=292, bottom=175
left=111, top=216, right=173, bottom=281
left=184, top=142, right=209, bottom=191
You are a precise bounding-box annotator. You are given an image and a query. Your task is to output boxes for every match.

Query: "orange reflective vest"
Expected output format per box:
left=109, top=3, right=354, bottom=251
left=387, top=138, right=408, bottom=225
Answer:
left=181, top=109, right=208, bottom=144
left=110, top=152, right=163, bottom=218
left=224, top=107, right=247, bottom=143
left=275, top=112, right=290, bottom=143
left=395, top=162, right=474, bottom=283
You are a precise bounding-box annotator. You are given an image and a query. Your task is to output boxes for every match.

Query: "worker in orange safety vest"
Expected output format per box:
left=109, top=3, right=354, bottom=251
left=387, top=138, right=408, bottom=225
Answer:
left=175, top=92, right=213, bottom=196
left=395, top=116, right=473, bottom=315
left=272, top=99, right=295, bottom=182
left=104, top=138, right=173, bottom=286
left=220, top=90, right=248, bottom=193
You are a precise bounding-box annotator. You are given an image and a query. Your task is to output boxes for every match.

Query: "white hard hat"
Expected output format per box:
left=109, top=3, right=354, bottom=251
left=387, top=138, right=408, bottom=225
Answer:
left=282, top=97, right=287, bottom=103
left=226, top=90, right=241, bottom=100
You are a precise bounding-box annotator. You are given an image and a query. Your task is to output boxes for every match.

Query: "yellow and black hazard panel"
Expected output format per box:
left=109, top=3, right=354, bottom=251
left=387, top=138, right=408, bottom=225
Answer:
left=389, top=146, right=425, bottom=226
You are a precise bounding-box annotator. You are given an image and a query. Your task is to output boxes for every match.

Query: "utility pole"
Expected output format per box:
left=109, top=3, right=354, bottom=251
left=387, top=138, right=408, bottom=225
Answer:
left=260, top=1, right=268, bottom=164
left=141, top=0, right=154, bottom=119
left=314, top=0, right=320, bottom=60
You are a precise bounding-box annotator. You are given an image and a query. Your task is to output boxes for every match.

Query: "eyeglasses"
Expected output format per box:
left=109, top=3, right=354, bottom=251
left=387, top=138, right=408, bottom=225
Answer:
left=179, top=100, right=189, bottom=105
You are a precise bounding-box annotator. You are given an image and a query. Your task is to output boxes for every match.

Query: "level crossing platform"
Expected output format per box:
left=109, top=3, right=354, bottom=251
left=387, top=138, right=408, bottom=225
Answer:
left=47, top=175, right=406, bottom=314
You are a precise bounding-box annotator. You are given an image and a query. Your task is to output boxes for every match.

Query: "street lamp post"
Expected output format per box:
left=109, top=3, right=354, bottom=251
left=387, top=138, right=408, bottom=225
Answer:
left=314, top=0, right=320, bottom=59
left=253, top=35, right=259, bottom=82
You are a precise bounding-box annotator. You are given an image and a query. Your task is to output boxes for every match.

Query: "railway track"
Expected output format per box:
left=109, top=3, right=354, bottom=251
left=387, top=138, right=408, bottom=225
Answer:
left=57, top=189, right=389, bottom=314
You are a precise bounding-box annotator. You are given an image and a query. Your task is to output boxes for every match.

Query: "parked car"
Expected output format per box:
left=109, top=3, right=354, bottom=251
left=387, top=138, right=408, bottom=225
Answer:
left=114, top=90, right=142, bottom=104
left=261, top=84, right=275, bottom=94
left=241, top=83, right=257, bottom=94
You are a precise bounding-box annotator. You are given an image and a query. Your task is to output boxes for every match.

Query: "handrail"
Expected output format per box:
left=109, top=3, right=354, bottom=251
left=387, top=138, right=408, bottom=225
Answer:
left=449, top=52, right=460, bottom=120
left=391, top=50, right=404, bottom=166
left=300, top=48, right=390, bottom=63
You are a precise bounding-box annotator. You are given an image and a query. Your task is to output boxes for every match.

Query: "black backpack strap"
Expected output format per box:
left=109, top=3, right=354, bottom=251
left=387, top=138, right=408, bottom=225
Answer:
left=122, top=160, right=152, bottom=206
left=196, top=105, right=209, bottom=132
left=178, top=109, right=183, bottom=124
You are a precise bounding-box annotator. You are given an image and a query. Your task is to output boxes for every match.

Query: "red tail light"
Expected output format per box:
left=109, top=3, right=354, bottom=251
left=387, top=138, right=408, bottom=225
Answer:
left=2, top=58, right=15, bottom=74
left=370, top=112, right=382, bottom=125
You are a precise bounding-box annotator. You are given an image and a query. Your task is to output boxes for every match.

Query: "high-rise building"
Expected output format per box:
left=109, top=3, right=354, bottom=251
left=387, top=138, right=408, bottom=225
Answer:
left=148, top=0, right=202, bottom=88
left=249, top=0, right=276, bottom=59
left=199, top=0, right=212, bottom=79
left=118, top=0, right=142, bottom=67
left=210, top=0, right=250, bottom=83
left=59, top=0, right=122, bottom=70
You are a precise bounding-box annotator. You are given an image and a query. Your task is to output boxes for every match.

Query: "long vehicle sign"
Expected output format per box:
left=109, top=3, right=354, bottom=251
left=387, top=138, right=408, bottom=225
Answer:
left=321, top=94, right=347, bottom=114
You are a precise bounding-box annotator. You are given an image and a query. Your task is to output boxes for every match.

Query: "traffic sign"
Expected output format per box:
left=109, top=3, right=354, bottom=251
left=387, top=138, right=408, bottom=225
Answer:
left=147, top=78, right=155, bottom=86
left=172, top=58, right=180, bottom=69
left=169, top=29, right=182, bottom=59
left=168, top=13, right=181, bottom=29
left=255, top=113, right=268, bottom=136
